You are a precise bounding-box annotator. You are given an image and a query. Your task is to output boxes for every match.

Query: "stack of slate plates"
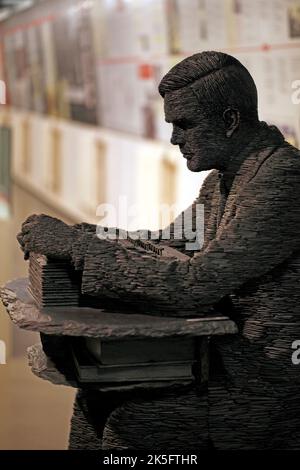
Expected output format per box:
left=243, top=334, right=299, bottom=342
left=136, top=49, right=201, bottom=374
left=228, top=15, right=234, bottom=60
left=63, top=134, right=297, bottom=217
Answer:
left=28, top=253, right=80, bottom=308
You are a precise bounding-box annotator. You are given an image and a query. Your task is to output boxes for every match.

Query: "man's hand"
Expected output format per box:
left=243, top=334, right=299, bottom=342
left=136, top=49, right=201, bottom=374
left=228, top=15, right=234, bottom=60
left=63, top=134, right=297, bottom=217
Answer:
left=17, top=214, right=78, bottom=260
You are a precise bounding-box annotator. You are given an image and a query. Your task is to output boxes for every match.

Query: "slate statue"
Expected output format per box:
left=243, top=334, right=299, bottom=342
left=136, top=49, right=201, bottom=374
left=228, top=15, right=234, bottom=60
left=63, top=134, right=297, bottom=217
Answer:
left=17, top=51, right=300, bottom=449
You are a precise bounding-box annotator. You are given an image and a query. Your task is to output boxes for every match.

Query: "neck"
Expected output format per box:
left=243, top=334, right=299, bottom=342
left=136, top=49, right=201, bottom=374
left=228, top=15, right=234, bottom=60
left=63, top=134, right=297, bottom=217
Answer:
left=220, top=121, right=262, bottom=175
left=218, top=120, right=276, bottom=194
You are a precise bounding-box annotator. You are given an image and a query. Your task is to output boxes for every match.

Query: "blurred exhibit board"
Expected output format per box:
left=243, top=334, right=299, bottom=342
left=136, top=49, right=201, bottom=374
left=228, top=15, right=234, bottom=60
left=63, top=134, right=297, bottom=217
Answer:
left=1, top=107, right=205, bottom=229
left=0, top=0, right=298, bottom=145
left=0, top=0, right=299, bottom=232
left=0, top=126, right=11, bottom=219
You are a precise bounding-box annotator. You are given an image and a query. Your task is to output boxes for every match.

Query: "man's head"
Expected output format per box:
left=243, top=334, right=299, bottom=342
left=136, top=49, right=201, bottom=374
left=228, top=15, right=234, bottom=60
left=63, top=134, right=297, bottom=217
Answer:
left=159, top=51, right=259, bottom=172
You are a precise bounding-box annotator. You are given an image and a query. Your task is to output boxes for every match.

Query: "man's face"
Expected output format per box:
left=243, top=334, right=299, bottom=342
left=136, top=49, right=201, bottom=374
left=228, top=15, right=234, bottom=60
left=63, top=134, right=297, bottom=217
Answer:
left=164, top=86, right=226, bottom=172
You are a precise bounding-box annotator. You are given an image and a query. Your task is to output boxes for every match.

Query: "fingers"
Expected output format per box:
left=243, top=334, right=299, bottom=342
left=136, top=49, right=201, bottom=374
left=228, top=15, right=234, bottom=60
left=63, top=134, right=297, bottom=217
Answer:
left=17, top=224, right=36, bottom=257
left=18, top=214, right=40, bottom=253
left=22, top=233, right=31, bottom=244
left=17, top=231, right=24, bottom=247
left=17, top=232, right=30, bottom=260
left=21, top=213, right=51, bottom=229
left=22, top=214, right=39, bottom=227
left=21, top=222, right=36, bottom=234
left=22, top=233, right=35, bottom=254
left=17, top=213, right=63, bottom=261
left=17, top=231, right=27, bottom=251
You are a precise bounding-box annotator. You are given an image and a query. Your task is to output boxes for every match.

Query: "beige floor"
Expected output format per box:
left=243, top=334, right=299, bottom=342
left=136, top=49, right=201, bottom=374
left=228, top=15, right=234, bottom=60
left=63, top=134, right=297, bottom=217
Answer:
left=0, top=184, right=76, bottom=449
left=0, top=357, right=75, bottom=450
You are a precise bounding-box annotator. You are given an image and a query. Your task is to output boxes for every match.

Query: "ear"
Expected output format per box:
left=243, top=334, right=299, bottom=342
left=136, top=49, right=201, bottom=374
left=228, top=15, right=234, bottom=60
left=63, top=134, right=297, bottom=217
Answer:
left=223, top=108, right=240, bottom=138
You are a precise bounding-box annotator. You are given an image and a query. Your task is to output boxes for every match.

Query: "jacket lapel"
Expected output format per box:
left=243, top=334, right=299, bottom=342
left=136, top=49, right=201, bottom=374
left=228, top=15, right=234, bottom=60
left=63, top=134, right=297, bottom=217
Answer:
left=217, top=141, right=284, bottom=233
left=202, top=182, right=220, bottom=246
left=202, top=122, right=285, bottom=244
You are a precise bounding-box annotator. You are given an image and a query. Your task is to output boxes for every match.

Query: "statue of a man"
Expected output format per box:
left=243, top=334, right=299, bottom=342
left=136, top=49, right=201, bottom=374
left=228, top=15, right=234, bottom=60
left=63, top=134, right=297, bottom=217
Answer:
left=17, top=51, right=300, bottom=448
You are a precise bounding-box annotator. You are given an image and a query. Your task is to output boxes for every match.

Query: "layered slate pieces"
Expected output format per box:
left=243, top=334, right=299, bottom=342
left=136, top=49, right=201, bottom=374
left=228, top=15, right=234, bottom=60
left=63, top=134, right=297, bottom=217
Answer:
left=29, top=253, right=81, bottom=308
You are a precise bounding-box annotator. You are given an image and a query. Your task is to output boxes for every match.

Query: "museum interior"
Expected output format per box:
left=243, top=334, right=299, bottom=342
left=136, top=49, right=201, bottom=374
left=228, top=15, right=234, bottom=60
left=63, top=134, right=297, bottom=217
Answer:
left=0, top=0, right=299, bottom=449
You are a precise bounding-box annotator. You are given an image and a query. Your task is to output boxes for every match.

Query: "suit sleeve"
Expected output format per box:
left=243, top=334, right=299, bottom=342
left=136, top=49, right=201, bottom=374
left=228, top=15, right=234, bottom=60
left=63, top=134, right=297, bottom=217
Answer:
left=80, top=151, right=300, bottom=314
left=72, top=171, right=217, bottom=271
left=187, top=150, right=300, bottom=305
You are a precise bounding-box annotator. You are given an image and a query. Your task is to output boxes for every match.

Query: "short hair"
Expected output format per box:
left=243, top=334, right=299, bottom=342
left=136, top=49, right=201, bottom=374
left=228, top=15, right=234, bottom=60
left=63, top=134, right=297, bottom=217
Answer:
left=159, top=51, right=258, bottom=123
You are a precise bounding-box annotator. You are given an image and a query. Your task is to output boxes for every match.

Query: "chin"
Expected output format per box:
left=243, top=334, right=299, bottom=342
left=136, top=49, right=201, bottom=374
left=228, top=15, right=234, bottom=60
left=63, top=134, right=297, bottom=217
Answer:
left=186, top=157, right=212, bottom=172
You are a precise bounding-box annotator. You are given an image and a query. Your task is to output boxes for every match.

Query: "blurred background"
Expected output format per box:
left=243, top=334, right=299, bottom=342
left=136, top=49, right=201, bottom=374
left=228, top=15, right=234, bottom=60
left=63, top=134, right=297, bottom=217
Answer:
left=0, top=0, right=299, bottom=450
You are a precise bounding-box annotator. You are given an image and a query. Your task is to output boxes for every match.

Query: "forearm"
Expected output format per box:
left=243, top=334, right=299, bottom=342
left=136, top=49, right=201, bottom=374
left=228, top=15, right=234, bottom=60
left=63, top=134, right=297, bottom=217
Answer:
left=80, top=237, right=201, bottom=315
left=71, top=225, right=196, bottom=274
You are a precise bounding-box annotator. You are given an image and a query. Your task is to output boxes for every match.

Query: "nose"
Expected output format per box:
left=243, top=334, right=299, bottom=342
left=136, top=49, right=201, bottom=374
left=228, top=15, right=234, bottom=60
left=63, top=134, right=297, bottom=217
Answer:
left=170, top=125, right=185, bottom=146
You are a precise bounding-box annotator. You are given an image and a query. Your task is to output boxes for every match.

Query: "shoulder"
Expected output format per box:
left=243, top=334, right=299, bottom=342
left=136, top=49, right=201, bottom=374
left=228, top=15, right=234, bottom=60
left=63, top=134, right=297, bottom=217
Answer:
left=251, top=141, right=300, bottom=186
left=242, top=141, right=300, bottom=216
left=272, top=141, right=300, bottom=170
